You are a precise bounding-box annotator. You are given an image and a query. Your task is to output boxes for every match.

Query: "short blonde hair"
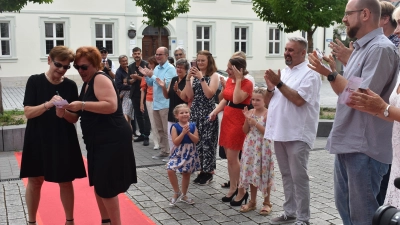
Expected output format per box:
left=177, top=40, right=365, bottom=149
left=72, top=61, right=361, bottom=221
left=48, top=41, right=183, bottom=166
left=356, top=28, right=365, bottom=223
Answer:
left=253, top=87, right=266, bottom=96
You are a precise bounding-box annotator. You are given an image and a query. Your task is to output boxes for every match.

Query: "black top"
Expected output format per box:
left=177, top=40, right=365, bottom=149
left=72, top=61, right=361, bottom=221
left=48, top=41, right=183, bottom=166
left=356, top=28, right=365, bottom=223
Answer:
left=115, top=66, right=131, bottom=92
left=167, top=75, right=187, bottom=122
left=102, top=59, right=113, bottom=76
left=127, top=60, right=148, bottom=98
left=79, top=72, right=137, bottom=198
left=20, top=74, right=86, bottom=182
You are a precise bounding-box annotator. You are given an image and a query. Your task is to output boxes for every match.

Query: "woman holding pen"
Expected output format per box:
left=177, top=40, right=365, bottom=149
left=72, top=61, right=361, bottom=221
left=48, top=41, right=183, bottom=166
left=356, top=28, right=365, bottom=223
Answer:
left=20, top=46, right=86, bottom=225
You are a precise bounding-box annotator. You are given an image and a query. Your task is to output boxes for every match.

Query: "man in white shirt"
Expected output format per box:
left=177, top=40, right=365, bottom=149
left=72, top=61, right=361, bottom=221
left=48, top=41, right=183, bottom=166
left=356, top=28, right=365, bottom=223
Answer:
left=264, top=37, right=321, bottom=225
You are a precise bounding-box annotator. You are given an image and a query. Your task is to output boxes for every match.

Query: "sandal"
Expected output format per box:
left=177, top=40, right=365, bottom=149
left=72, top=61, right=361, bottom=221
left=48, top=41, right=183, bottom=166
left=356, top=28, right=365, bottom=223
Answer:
left=169, top=191, right=181, bottom=206
left=259, top=202, right=272, bottom=216
left=179, top=194, right=195, bottom=205
left=221, top=181, right=230, bottom=188
left=240, top=200, right=256, bottom=213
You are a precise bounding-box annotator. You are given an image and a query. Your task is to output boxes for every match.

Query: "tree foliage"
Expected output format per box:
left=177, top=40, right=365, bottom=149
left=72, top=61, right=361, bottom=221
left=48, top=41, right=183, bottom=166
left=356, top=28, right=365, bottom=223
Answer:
left=252, top=0, right=347, bottom=52
left=134, top=0, right=190, bottom=45
left=0, top=0, right=53, bottom=13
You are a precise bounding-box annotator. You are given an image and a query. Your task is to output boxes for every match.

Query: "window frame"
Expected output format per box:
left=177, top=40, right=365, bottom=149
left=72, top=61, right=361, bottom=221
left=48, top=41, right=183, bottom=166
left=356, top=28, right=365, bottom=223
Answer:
left=39, top=17, right=70, bottom=61
left=0, top=16, right=16, bottom=62
left=266, top=26, right=284, bottom=58
left=192, top=21, right=216, bottom=58
left=90, top=18, right=119, bottom=59
left=231, top=22, right=253, bottom=58
left=44, top=22, right=66, bottom=55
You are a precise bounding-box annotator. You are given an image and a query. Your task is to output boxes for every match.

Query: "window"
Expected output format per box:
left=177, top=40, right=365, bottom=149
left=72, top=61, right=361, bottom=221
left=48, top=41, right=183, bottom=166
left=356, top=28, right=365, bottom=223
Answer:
left=0, top=22, right=10, bottom=56
left=95, top=23, right=114, bottom=54
left=234, top=27, right=247, bottom=53
left=44, top=23, right=65, bottom=55
left=196, top=26, right=211, bottom=53
left=39, top=17, right=70, bottom=60
left=268, top=28, right=281, bottom=55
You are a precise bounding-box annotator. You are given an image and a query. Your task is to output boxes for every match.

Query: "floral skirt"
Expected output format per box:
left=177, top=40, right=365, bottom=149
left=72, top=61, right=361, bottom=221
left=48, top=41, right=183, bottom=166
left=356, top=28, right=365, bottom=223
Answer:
left=167, top=143, right=200, bottom=173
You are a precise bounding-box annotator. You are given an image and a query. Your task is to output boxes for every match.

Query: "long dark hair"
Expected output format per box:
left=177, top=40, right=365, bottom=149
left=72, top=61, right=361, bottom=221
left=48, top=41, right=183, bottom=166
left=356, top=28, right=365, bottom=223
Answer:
left=229, top=57, right=248, bottom=76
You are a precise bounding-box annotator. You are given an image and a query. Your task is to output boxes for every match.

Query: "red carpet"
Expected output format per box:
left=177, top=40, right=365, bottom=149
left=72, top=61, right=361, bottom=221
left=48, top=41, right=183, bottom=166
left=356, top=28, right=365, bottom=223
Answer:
left=15, top=152, right=155, bottom=225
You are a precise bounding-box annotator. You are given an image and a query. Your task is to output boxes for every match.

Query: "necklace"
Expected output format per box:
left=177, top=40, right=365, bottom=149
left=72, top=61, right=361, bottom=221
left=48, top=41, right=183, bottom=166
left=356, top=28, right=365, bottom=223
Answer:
left=45, top=72, right=63, bottom=84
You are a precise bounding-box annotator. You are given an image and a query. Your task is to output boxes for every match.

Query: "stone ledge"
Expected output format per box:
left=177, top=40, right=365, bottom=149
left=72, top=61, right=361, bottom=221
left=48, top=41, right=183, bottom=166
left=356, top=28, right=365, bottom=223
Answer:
left=1, top=124, right=25, bottom=151
left=317, top=119, right=333, bottom=137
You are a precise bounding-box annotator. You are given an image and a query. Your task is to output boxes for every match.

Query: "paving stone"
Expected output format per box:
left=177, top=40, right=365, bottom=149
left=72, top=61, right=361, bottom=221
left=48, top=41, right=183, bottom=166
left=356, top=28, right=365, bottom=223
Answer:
left=152, top=212, right=173, bottom=221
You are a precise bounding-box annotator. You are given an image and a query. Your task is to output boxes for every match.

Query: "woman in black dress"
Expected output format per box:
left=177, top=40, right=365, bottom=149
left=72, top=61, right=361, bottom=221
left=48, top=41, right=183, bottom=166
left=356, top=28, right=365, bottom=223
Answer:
left=64, top=46, right=137, bottom=225
left=20, top=46, right=86, bottom=225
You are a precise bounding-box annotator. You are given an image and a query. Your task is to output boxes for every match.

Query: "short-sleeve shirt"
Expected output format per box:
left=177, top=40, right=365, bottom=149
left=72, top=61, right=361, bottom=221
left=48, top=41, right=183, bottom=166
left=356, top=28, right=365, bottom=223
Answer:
left=223, top=78, right=253, bottom=105
left=264, top=61, right=321, bottom=149
left=326, top=28, right=400, bottom=164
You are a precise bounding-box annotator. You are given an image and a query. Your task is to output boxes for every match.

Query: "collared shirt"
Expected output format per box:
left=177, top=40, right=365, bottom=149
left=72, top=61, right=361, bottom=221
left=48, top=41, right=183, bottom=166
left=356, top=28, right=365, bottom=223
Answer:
left=327, top=28, right=400, bottom=164
left=264, top=61, right=321, bottom=148
left=388, top=34, right=399, bottom=47
left=145, top=62, right=177, bottom=110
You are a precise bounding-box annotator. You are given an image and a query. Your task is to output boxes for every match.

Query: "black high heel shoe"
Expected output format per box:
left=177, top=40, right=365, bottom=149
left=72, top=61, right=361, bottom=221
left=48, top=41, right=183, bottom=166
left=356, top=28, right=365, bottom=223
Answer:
left=222, top=189, right=238, bottom=202
left=230, top=191, right=249, bottom=206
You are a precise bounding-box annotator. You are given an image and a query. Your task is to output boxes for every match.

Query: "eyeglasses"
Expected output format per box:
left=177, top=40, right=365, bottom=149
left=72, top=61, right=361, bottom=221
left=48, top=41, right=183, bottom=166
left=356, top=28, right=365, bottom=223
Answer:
left=155, top=54, right=165, bottom=57
left=344, top=9, right=364, bottom=18
left=53, top=60, right=71, bottom=70
left=174, top=53, right=183, bottom=57
left=73, top=64, right=90, bottom=70
left=100, top=51, right=107, bottom=54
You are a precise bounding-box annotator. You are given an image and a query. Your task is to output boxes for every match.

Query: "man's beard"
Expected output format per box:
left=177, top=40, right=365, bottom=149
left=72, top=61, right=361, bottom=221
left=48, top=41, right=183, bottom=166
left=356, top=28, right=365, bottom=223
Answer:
left=347, top=22, right=360, bottom=39
left=134, top=57, right=141, bottom=62
left=285, top=55, right=292, bottom=66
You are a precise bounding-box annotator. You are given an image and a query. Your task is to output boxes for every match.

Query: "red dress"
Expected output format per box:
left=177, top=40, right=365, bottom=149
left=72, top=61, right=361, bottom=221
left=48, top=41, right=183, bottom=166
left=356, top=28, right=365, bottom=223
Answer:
left=219, top=78, right=253, bottom=151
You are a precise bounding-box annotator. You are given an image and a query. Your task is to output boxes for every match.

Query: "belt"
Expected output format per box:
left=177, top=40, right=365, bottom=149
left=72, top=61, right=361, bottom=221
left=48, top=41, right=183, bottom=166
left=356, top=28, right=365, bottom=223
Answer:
left=227, top=101, right=248, bottom=109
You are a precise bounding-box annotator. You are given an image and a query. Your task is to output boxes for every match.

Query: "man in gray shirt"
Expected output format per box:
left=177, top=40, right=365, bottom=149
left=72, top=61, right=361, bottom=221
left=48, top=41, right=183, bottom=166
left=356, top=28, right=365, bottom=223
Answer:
left=308, top=0, right=399, bottom=224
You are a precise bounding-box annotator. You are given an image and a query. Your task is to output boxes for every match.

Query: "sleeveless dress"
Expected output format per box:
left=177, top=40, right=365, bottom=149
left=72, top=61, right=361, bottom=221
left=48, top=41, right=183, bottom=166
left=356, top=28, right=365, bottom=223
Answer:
left=167, top=122, right=200, bottom=173
left=239, top=112, right=275, bottom=197
left=20, top=74, right=86, bottom=182
left=120, top=90, right=134, bottom=119
left=219, top=78, right=253, bottom=150
left=79, top=72, right=137, bottom=198
left=385, top=84, right=400, bottom=208
left=190, top=76, right=219, bottom=173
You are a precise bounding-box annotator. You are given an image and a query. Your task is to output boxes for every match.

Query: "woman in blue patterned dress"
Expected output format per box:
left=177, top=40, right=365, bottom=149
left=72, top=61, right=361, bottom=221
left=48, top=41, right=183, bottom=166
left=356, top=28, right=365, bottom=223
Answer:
left=167, top=104, right=200, bottom=206
left=180, top=50, right=219, bottom=185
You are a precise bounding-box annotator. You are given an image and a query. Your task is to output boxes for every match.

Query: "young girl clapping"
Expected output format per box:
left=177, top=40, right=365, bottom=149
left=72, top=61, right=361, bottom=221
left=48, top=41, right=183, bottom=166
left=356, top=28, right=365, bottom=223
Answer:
left=239, top=88, right=275, bottom=215
left=167, top=104, right=200, bottom=206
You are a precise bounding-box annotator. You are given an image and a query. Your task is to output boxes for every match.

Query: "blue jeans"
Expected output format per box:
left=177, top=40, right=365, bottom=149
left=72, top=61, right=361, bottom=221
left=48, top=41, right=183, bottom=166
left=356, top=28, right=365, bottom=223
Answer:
left=334, top=153, right=388, bottom=225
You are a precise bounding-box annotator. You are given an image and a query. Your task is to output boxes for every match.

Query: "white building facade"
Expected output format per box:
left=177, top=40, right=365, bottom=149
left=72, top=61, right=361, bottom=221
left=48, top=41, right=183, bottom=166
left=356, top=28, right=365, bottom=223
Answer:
left=0, top=0, right=334, bottom=86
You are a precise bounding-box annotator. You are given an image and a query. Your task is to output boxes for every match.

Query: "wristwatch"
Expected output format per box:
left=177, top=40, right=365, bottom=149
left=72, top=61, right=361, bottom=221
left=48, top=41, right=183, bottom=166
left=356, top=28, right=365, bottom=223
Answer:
left=200, top=77, right=205, bottom=82
left=384, top=105, right=391, bottom=117
left=276, top=81, right=284, bottom=89
left=328, top=71, right=338, bottom=82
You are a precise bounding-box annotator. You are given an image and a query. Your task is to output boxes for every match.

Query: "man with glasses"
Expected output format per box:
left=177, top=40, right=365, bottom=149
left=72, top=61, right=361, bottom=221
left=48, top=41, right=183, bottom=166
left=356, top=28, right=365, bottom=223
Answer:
left=174, top=46, right=186, bottom=61
left=330, top=1, right=399, bottom=66
left=128, top=47, right=151, bottom=146
left=308, top=0, right=399, bottom=224
left=99, top=47, right=116, bottom=79
left=145, top=47, right=177, bottom=160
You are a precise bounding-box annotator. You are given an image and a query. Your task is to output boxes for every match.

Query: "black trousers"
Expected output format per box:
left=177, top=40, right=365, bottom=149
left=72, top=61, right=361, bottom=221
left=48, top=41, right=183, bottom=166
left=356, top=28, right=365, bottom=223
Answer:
left=131, top=97, right=150, bottom=137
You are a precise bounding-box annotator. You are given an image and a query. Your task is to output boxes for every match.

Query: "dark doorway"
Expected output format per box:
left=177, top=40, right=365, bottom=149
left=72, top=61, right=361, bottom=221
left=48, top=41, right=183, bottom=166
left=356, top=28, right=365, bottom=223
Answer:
left=142, top=26, right=169, bottom=60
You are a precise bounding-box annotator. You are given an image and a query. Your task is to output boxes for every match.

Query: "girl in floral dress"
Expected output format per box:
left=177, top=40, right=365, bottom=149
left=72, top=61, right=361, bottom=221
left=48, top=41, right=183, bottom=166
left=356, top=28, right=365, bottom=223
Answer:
left=239, top=88, right=275, bottom=215
left=167, top=104, right=200, bottom=206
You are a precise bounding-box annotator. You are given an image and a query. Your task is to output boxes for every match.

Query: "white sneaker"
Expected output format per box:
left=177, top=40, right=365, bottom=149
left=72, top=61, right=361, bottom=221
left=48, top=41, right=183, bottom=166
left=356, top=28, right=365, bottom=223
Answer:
left=154, top=145, right=160, bottom=150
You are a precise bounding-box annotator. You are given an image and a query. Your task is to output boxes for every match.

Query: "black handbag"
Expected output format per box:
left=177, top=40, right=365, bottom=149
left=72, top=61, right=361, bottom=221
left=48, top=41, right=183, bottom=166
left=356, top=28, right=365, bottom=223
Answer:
left=219, top=146, right=226, bottom=159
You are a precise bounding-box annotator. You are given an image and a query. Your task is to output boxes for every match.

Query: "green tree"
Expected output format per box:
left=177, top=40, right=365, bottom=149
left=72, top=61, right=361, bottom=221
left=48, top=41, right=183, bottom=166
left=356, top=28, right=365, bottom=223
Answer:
left=253, top=0, right=347, bottom=53
left=0, top=0, right=52, bottom=12
left=134, top=0, right=190, bottom=46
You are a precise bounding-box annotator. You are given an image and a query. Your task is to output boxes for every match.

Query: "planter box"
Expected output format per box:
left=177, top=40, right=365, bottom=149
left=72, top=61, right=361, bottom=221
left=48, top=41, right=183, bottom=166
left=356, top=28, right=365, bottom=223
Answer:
left=1, top=124, right=25, bottom=151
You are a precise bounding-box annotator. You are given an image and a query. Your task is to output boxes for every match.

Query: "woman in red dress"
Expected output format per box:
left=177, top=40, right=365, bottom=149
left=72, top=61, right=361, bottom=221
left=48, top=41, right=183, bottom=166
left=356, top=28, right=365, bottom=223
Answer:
left=210, top=57, right=253, bottom=206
